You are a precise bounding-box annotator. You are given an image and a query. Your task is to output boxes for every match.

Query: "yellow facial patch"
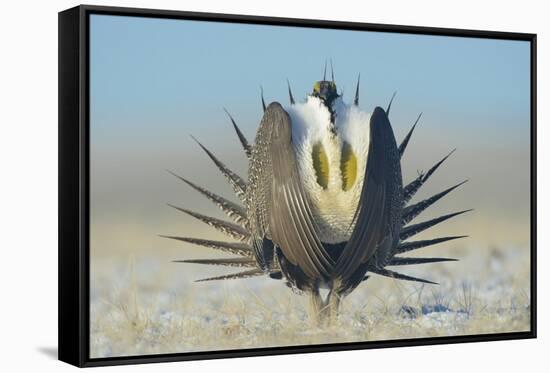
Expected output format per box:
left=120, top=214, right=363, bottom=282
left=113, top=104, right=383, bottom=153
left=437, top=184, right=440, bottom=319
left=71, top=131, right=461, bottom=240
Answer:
left=313, top=81, right=321, bottom=94
left=340, top=142, right=357, bottom=191
left=312, top=143, right=329, bottom=189
left=312, top=81, right=337, bottom=96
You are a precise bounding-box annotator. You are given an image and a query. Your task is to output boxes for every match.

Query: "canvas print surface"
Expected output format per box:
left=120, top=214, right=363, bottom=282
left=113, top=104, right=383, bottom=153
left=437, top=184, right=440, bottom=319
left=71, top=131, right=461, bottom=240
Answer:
left=89, top=14, right=531, bottom=358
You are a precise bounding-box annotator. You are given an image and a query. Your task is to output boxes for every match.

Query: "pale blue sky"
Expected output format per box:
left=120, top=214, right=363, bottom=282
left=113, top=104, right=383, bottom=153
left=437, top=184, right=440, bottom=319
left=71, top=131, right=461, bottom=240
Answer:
left=90, top=14, right=530, bottom=142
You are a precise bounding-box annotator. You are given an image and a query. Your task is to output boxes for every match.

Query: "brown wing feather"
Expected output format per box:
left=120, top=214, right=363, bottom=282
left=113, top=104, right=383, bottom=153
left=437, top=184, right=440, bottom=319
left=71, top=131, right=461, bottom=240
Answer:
left=247, top=102, right=334, bottom=279
left=336, top=106, right=403, bottom=282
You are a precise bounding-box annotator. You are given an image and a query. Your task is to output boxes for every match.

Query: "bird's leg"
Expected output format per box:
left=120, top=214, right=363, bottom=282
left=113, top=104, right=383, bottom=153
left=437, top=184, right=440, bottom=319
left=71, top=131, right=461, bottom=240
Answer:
left=308, top=289, right=326, bottom=327
left=326, top=289, right=342, bottom=325
left=308, top=286, right=341, bottom=326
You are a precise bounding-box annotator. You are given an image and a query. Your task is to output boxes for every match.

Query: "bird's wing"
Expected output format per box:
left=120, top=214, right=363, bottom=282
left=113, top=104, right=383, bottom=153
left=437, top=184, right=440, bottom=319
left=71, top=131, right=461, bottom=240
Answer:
left=247, top=102, right=334, bottom=279
left=335, top=106, right=403, bottom=281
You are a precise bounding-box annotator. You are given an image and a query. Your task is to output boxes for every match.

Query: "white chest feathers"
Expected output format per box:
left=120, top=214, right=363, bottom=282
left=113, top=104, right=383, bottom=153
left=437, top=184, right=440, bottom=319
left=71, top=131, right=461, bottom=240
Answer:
left=286, top=96, right=371, bottom=244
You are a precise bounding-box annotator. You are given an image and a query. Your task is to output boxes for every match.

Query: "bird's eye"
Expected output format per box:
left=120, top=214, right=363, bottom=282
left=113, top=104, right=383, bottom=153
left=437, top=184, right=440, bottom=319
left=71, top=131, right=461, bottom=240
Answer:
left=340, top=142, right=357, bottom=191
left=312, top=143, right=329, bottom=189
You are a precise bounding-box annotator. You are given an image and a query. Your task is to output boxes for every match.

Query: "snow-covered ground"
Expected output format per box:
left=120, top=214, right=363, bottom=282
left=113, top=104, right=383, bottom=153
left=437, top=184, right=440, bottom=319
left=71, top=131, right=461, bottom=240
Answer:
left=90, top=243, right=530, bottom=358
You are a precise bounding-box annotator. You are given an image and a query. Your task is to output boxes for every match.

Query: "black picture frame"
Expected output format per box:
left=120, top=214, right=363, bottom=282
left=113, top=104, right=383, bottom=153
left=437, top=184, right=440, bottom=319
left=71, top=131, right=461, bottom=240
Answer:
left=58, top=4, right=537, bottom=368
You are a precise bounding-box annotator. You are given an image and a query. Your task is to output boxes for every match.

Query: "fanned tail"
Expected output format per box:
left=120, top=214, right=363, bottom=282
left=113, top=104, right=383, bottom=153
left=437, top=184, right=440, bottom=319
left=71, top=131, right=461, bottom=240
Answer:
left=168, top=100, right=468, bottom=287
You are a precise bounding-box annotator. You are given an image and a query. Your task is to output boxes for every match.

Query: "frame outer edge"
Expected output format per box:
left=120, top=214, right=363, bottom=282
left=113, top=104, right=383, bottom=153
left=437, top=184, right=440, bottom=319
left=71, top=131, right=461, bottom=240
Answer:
left=58, top=5, right=86, bottom=367
left=58, top=4, right=537, bottom=367
left=530, top=33, right=537, bottom=338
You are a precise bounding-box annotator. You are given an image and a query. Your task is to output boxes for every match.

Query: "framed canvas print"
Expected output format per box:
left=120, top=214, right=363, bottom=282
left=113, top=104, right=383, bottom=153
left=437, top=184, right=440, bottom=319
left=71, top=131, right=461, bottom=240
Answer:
left=58, top=5, right=537, bottom=367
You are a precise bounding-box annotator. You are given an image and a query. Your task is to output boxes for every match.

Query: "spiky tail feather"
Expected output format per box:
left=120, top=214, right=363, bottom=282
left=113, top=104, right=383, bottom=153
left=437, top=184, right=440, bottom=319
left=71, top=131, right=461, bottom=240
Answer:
left=167, top=171, right=248, bottom=226
left=195, top=269, right=265, bottom=282
left=167, top=204, right=249, bottom=241
left=402, top=180, right=468, bottom=225
left=160, top=235, right=252, bottom=257
left=176, top=258, right=257, bottom=267
left=400, top=209, right=472, bottom=241
left=395, top=236, right=467, bottom=254
left=368, top=267, right=438, bottom=285
left=387, top=257, right=458, bottom=266
left=224, top=108, right=252, bottom=158
left=402, top=149, right=456, bottom=204
left=191, top=136, right=247, bottom=202
left=398, top=113, right=422, bottom=158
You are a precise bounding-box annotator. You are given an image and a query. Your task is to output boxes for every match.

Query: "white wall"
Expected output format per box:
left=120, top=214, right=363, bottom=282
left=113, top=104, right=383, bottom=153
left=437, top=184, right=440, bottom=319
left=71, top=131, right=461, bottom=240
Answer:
left=0, top=0, right=546, bottom=371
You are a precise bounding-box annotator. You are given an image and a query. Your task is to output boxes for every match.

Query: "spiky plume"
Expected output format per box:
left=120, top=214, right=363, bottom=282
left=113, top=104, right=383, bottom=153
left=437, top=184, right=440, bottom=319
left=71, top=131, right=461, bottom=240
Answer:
left=223, top=108, right=251, bottom=159
left=167, top=204, right=249, bottom=241
left=167, top=170, right=247, bottom=226
left=398, top=113, right=422, bottom=158
left=400, top=209, right=472, bottom=241
left=191, top=136, right=247, bottom=202
left=287, top=79, right=295, bottom=105
left=395, top=236, right=467, bottom=254
left=354, top=74, right=360, bottom=106
left=402, top=180, right=468, bottom=225
left=160, top=235, right=252, bottom=257
left=369, top=267, right=437, bottom=285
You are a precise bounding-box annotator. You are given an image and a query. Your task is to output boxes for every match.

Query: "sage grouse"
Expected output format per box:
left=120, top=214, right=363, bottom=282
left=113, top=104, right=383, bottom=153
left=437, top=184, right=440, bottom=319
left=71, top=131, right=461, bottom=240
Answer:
left=162, top=68, right=469, bottom=321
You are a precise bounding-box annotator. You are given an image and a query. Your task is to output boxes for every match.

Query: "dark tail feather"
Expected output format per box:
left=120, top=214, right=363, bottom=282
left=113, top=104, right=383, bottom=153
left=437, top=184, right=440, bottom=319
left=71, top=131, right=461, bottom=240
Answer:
left=386, top=91, right=397, bottom=115
left=223, top=108, right=251, bottom=158
left=400, top=209, right=473, bottom=241
left=403, top=149, right=456, bottom=204
left=260, top=86, right=267, bottom=112
left=195, top=269, right=265, bottom=282
left=422, top=149, right=456, bottom=184
left=388, top=257, right=458, bottom=266
left=167, top=170, right=247, bottom=226
left=175, top=257, right=257, bottom=268
left=402, top=179, right=468, bottom=225
left=369, top=267, right=437, bottom=285
left=395, top=235, right=468, bottom=254
left=190, top=136, right=247, bottom=202
left=160, top=235, right=252, bottom=257
left=167, top=204, right=250, bottom=241
left=398, top=113, right=422, bottom=158
left=354, top=74, right=360, bottom=106
left=402, top=176, right=423, bottom=206
left=287, top=79, right=295, bottom=105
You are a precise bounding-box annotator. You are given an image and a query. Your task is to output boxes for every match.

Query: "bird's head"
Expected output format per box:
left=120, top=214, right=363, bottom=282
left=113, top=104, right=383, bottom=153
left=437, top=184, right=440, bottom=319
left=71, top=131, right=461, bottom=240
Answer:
left=311, top=80, right=340, bottom=108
